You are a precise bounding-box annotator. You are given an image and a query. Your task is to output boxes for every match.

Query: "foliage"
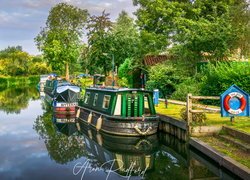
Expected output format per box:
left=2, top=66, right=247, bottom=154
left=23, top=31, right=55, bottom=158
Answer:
left=171, top=78, right=202, bottom=101
left=146, top=62, right=185, bottom=97
left=0, top=76, right=39, bottom=88
left=200, top=62, right=250, bottom=97
left=86, top=11, right=140, bottom=76
left=0, top=46, right=31, bottom=76
left=28, top=62, right=52, bottom=75
left=133, top=0, right=250, bottom=71
left=35, top=3, right=88, bottom=79
left=180, top=107, right=207, bottom=124
left=112, top=11, right=141, bottom=65
left=117, top=58, right=133, bottom=87
left=86, top=11, right=113, bottom=75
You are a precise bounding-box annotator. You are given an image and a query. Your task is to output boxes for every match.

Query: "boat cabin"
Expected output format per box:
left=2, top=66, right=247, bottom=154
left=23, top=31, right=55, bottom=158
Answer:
left=79, top=87, right=156, bottom=118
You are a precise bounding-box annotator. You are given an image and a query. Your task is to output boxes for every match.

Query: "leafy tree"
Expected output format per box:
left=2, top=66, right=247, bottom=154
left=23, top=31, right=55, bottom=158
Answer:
left=133, top=0, right=250, bottom=66
left=112, top=11, right=140, bottom=66
left=35, top=3, right=88, bottom=80
left=0, top=46, right=31, bottom=76
left=118, top=58, right=133, bottom=87
left=146, top=62, right=184, bottom=97
left=86, top=11, right=113, bottom=75
left=85, top=11, right=143, bottom=76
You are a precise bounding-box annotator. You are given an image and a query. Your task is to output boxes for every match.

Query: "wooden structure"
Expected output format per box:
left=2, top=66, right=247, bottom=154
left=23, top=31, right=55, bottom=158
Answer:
left=186, top=94, right=220, bottom=134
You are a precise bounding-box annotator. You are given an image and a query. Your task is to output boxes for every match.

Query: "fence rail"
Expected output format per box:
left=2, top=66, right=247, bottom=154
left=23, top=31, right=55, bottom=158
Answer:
left=187, top=93, right=221, bottom=135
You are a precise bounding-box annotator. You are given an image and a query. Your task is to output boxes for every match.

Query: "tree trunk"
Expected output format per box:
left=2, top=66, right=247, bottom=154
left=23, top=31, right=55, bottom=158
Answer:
left=65, top=62, right=69, bottom=81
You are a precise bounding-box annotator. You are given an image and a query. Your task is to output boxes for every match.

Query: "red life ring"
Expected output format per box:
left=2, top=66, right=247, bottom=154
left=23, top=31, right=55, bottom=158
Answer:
left=223, top=92, right=246, bottom=115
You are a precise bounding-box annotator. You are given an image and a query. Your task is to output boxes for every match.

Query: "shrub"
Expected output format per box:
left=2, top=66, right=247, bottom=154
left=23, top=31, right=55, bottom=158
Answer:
left=200, top=61, right=250, bottom=95
left=0, top=77, right=8, bottom=87
left=146, top=62, right=185, bottom=97
left=118, top=58, right=133, bottom=87
left=180, top=107, right=207, bottom=124
left=171, top=78, right=201, bottom=101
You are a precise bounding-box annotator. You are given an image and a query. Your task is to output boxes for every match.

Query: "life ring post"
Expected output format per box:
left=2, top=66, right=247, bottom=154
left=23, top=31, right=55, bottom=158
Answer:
left=221, top=85, right=250, bottom=117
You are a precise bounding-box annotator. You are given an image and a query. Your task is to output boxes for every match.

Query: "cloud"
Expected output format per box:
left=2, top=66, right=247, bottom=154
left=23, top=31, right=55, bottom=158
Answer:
left=0, top=0, right=137, bottom=54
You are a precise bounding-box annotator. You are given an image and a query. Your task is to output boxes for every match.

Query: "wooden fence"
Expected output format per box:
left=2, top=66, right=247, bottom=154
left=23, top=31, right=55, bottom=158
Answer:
left=186, top=93, right=220, bottom=134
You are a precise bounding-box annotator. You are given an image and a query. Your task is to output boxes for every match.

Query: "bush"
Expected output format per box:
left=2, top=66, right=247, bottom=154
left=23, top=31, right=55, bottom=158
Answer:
left=180, top=107, right=207, bottom=124
left=118, top=58, right=133, bottom=87
left=200, top=62, right=250, bottom=96
left=146, top=62, right=185, bottom=97
left=171, top=78, right=201, bottom=101
left=0, top=77, right=8, bottom=87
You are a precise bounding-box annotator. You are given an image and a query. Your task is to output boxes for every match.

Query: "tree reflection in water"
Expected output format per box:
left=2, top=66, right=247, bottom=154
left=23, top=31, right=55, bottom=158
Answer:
left=33, top=109, right=87, bottom=164
left=0, top=86, right=39, bottom=114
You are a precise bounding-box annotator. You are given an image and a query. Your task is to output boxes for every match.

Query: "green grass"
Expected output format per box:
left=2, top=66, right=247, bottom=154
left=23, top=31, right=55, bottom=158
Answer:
left=155, top=101, right=250, bottom=133
left=199, top=136, right=250, bottom=168
left=155, top=102, right=184, bottom=120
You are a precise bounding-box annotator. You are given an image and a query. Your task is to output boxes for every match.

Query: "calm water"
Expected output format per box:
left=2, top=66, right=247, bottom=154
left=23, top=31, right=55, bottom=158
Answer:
left=0, top=87, right=241, bottom=180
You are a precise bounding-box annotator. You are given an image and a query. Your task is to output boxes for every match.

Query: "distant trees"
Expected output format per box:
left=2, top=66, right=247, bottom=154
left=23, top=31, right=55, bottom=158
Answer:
left=0, top=46, right=50, bottom=76
left=35, top=3, right=88, bottom=80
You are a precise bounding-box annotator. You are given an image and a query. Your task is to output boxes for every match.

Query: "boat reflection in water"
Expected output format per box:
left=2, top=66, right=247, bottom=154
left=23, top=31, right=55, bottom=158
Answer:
left=41, top=113, right=242, bottom=179
left=75, top=120, right=158, bottom=179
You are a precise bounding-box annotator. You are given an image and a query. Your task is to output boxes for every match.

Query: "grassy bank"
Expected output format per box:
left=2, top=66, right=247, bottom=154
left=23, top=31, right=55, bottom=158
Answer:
left=155, top=101, right=250, bottom=133
left=199, top=136, right=250, bottom=168
left=0, top=75, right=39, bottom=89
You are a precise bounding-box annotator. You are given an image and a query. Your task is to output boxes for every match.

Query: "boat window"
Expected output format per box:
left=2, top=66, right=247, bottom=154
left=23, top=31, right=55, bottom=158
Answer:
left=144, top=95, right=149, bottom=108
left=144, top=94, right=151, bottom=115
left=84, top=92, right=90, bottom=104
left=114, top=94, right=121, bottom=115
left=102, top=95, right=111, bottom=109
left=93, top=93, right=98, bottom=106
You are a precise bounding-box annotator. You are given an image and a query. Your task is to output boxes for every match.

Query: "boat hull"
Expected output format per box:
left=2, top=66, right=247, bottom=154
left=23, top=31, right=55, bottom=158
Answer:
left=75, top=106, right=159, bottom=136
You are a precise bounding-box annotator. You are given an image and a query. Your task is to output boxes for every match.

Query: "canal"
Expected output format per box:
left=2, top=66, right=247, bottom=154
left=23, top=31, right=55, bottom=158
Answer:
left=0, top=87, right=241, bottom=180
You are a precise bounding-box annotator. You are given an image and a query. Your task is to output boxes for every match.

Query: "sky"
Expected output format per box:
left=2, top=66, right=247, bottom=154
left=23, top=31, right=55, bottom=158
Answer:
left=0, top=0, right=137, bottom=55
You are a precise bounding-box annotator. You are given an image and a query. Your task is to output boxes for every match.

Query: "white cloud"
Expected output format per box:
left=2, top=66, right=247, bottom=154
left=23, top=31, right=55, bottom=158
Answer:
left=0, top=0, right=137, bottom=54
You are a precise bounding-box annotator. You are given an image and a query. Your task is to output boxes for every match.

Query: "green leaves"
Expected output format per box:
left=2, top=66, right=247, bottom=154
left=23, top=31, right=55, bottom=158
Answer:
left=35, top=3, right=88, bottom=77
left=134, top=0, right=250, bottom=70
left=146, top=62, right=184, bottom=97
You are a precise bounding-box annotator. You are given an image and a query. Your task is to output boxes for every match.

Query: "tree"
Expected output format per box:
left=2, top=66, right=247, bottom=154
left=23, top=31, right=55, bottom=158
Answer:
left=0, top=46, right=31, bottom=76
left=111, top=11, right=140, bottom=66
left=86, top=11, right=113, bottom=75
left=35, top=3, right=88, bottom=80
left=118, top=58, right=134, bottom=87
left=146, top=62, right=184, bottom=97
left=133, top=0, right=250, bottom=65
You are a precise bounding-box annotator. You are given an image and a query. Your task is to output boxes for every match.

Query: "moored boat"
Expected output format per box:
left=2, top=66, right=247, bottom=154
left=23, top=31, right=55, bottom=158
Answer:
left=37, top=74, right=49, bottom=92
left=76, top=87, right=159, bottom=136
left=44, top=75, right=81, bottom=115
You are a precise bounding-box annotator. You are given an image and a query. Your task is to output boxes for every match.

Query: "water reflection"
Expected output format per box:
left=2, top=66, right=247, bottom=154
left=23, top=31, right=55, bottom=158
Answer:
left=34, top=112, right=86, bottom=164
left=77, top=120, right=158, bottom=178
left=0, top=86, right=243, bottom=179
left=0, top=86, right=39, bottom=114
left=32, top=97, right=242, bottom=180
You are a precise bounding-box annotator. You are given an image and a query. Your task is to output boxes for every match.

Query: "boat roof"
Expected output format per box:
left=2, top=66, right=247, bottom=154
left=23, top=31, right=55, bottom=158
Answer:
left=86, top=86, right=153, bottom=93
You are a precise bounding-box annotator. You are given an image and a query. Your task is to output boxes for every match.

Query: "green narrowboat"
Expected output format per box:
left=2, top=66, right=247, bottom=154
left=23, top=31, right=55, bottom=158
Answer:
left=75, top=87, right=159, bottom=136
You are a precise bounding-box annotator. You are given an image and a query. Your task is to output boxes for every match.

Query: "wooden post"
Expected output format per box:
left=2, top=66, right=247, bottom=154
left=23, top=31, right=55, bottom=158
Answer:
left=65, top=62, right=69, bottom=81
left=187, top=93, right=192, bottom=135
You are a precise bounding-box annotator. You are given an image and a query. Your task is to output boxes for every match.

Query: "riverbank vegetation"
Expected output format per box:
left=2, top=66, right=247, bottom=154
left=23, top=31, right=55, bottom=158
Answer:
left=0, top=75, right=39, bottom=89
left=155, top=101, right=250, bottom=133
